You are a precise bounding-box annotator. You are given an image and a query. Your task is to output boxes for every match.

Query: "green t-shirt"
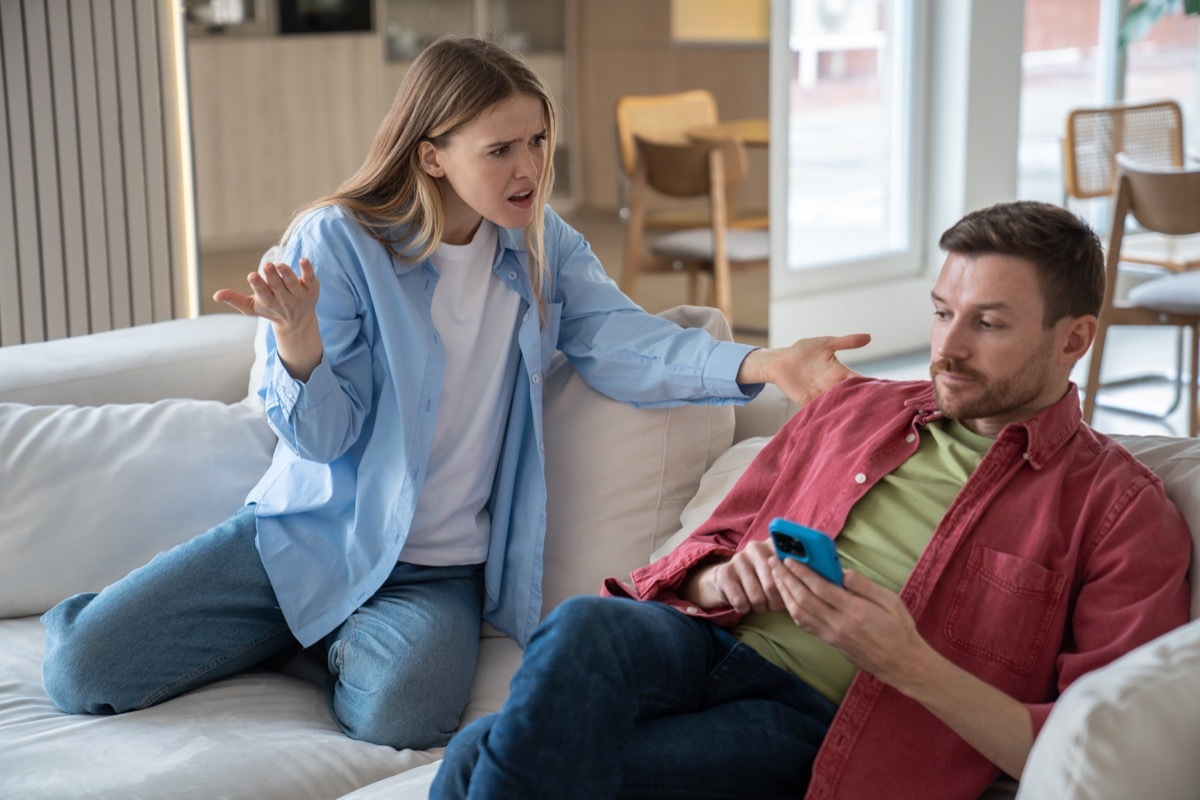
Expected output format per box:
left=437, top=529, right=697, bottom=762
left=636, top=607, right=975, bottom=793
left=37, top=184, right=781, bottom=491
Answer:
left=732, top=419, right=993, bottom=704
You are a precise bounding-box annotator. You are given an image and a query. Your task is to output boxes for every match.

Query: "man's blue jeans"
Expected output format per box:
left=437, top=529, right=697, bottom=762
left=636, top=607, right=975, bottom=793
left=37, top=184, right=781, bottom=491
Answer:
left=433, top=595, right=837, bottom=799
left=40, top=504, right=483, bottom=750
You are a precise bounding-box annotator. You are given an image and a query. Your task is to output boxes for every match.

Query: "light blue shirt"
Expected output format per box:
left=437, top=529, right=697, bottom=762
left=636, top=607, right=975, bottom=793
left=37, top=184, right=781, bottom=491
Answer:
left=247, top=205, right=759, bottom=647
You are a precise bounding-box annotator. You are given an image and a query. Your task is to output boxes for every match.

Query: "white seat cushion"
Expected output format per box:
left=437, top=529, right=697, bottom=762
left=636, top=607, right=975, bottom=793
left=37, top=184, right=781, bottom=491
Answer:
left=1126, top=270, right=1200, bottom=315
left=649, top=228, right=770, bottom=263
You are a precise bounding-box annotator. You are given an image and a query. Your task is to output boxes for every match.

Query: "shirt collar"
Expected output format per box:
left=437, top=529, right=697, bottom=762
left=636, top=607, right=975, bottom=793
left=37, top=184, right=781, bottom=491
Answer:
left=904, top=382, right=1083, bottom=469
left=386, top=222, right=529, bottom=275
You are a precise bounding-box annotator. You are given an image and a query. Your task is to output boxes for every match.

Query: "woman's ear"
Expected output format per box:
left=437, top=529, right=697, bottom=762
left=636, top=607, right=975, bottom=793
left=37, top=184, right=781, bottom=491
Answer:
left=418, top=140, right=444, bottom=178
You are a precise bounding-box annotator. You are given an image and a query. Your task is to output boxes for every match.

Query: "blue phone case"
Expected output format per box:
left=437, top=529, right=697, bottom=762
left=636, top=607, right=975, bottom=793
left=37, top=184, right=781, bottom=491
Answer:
left=768, top=517, right=844, bottom=586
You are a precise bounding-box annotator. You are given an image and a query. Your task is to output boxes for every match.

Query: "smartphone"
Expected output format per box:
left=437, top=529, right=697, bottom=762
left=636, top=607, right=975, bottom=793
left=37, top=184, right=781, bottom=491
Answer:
left=768, top=517, right=844, bottom=586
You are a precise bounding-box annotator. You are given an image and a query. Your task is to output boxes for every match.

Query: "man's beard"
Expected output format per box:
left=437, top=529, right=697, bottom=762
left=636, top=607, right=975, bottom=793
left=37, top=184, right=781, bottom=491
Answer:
left=930, top=358, right=1047, bottom=422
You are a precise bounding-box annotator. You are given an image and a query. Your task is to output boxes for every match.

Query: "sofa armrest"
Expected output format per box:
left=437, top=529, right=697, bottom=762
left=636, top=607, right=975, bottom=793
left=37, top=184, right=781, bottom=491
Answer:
left=1016, top=619, right=1200, bottom=799
left=0, top=315, right=259, bottom=406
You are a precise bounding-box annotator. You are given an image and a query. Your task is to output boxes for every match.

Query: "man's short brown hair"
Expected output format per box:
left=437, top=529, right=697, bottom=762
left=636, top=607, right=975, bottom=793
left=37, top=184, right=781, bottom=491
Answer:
left=938, top=200, right=1104, bottom=326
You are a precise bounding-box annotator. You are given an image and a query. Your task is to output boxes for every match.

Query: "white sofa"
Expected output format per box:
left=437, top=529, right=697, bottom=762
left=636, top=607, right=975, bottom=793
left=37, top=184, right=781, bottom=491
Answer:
left=1, top=308, right=1198, bottom=800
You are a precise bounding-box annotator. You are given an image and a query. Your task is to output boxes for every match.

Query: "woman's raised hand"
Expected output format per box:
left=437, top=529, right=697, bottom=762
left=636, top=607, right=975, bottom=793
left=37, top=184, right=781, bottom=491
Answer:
left=213, top=258, right=320, bottom=331
left=213, top=258, right=324, bottom=382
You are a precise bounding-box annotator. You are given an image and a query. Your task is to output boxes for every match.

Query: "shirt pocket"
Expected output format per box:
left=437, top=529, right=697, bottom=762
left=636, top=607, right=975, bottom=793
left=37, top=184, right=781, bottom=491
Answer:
left=944, top=544, right=1066, bottom=674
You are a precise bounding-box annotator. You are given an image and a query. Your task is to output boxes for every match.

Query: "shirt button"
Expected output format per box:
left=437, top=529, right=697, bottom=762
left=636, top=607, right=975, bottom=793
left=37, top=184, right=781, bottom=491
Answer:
left=685, top=606, right=699, bottom=614
left=854, top=473, right=867, bottom=484
left=905, top=433, right=916, bottom=443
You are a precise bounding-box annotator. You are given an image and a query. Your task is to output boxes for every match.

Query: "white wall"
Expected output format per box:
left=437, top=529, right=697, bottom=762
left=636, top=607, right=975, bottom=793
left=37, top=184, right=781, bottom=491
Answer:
left=768, top=0, right=1027, bottom=363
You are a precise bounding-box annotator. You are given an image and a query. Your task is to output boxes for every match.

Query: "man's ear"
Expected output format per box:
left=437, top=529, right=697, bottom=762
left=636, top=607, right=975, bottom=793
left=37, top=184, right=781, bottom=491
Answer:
left=418, top=140, right=444, bottom=178
left=1059, top=315, right=1098, bottom=365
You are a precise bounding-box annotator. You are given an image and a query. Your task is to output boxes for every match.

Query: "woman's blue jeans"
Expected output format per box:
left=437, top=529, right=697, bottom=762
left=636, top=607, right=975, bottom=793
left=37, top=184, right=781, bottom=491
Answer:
left=432, top=595, right=837, bottom=800
left=40, top=504, right=484, bottom=750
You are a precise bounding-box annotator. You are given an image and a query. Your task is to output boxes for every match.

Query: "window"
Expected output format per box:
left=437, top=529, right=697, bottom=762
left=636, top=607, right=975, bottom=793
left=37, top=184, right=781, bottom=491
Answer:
left=772, top=0, right=926, bottom=297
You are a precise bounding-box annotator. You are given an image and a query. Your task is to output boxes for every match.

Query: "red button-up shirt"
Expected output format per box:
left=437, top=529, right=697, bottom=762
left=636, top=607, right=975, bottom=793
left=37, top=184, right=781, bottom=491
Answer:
left=602, top=377, right=1191, bottom=799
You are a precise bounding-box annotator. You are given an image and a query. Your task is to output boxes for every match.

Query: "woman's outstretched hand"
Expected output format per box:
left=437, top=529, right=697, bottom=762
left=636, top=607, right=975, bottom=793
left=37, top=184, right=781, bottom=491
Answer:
left=213, top=258, right=324, bottom=382
left=736, top=333, right=871, bottom=407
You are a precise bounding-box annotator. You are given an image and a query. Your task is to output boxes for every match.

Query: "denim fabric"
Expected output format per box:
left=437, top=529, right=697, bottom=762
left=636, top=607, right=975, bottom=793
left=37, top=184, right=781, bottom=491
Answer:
left=41, top=505, right=484, bottom=750
left=323, top=560, right=484, bottom=750
left=432, top=596, right=836, bottom=800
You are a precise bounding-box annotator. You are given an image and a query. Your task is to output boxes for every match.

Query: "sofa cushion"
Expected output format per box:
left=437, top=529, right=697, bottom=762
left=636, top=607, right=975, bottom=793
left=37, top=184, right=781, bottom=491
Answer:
left=0, top=616, right=432, bottom=800
left=1015, top=617, right=1200, bottom=800
left=538, top=305, right=738, bottom=615
left=1112, top=434, right=1200, bottom=616
left=0, top=398, right=276, bottom=618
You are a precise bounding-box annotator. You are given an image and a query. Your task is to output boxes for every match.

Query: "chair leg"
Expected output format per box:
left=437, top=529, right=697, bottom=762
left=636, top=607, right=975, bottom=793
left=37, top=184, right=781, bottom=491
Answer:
left=686, top=264, right=702, bottom=306
left=1190, top=324, right=1199, bottom=438
left=711, top=257, right=734, bottom=329
left=1083, top=321, right=1109, bottom=426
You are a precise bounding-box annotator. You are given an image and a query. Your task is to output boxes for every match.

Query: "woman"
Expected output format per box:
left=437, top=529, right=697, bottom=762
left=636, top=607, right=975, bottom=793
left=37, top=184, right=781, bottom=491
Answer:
left=41, top=36, right=866, bottom=750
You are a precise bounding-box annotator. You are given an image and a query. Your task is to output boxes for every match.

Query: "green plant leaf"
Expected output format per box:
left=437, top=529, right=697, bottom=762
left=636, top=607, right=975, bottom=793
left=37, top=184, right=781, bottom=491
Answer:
left=1119, top=0, right=1186, bottom=50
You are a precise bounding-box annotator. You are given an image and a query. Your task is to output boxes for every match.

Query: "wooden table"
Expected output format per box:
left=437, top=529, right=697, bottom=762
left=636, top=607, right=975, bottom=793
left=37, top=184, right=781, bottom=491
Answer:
left=686, top=117, right=769, bottom=146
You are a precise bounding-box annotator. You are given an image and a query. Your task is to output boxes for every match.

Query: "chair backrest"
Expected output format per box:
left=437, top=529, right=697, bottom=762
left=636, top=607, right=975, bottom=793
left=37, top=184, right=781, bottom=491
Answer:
left=633, top=135, right=747, bottom=201
left=1116, top=153, right=1200, bottom=237
left=614, top=90, right=719, bottom=179
left=1064, top=100, right=1184, bottom=200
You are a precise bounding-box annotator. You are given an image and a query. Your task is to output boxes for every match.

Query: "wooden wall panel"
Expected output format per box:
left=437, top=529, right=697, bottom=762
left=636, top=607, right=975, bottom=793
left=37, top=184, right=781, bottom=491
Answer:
left=0, top=0, right=192, bottom=345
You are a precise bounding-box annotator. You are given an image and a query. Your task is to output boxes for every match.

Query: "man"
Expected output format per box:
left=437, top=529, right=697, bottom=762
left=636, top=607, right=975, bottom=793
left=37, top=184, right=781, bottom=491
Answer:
left=431, top=201, right=1192, bottom=799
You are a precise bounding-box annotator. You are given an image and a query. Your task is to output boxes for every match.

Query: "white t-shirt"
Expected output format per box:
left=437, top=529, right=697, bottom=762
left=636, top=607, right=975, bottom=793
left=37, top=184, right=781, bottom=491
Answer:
left=399, top=221, right=521, bottom=566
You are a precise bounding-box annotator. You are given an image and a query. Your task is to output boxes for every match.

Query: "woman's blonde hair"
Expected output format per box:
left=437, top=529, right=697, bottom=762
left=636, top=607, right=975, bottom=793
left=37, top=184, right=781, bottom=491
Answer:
left=283, top=36, right=559, bottom=319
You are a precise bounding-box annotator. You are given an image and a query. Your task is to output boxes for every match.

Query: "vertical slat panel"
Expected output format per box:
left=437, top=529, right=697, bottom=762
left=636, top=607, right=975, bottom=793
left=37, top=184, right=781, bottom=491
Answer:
left=2, top=1, right=45, bottom=343
left=113, top=0, right=152, bottom=326
left=44, top=0, right=93, bottom=338
left=92, top=0, right=132, bottom=329
left=47, top=0, right=91, bottom=336
left=135, top=0, right=173, bottom=321
left=0, top=0, right=191, bottom=345
left=0, top=8, right=24, bottom=346
left=25, top=0, right=68, bottom=342
left=72, top=0, right=112, bottom=333
left=158, top=0, right=194, bottom=318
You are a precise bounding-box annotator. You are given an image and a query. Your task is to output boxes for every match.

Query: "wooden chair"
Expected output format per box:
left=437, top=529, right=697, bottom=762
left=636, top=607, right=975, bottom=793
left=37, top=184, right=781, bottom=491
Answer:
left=620, top=134, right=769, bottom=329
left=1066, top=99, right=1200, bottom=417
left=1083, top=155, right=1200, bottom=437
left=614, top=90, right=767, bottom=231
left=1064, top=99, right=1199, bottom=273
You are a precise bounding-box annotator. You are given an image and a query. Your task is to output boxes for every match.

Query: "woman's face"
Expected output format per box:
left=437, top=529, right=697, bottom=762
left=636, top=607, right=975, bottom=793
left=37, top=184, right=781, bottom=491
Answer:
left=419, top=93, right=547, bottom=245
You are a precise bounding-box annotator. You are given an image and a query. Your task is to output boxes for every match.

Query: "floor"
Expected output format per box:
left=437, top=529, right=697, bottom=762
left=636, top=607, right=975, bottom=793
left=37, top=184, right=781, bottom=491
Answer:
left=199, top=207, right=1193, bottom=439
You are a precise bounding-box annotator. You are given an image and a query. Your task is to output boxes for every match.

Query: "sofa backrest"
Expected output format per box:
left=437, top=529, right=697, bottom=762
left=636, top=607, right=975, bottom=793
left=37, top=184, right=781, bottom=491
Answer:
left=0, top=315, right=258, bottom=406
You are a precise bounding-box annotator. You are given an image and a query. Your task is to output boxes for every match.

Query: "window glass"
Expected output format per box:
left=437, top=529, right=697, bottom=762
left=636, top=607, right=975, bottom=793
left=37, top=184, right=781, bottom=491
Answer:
left=786, top=0, right=917, bottom=272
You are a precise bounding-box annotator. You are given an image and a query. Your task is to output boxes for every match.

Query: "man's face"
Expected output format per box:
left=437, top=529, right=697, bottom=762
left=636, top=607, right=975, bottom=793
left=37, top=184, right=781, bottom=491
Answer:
left=929, top=253, right=1073, bottom=437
